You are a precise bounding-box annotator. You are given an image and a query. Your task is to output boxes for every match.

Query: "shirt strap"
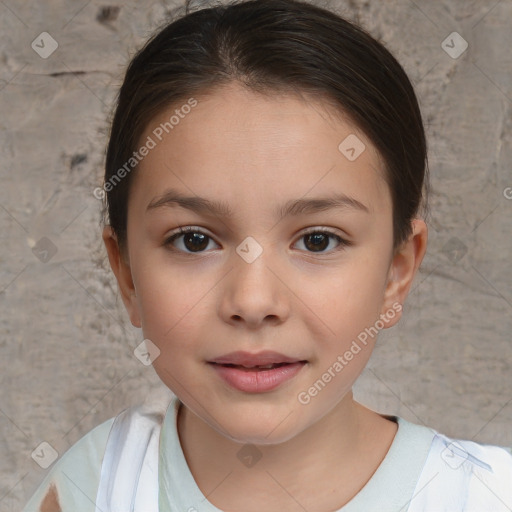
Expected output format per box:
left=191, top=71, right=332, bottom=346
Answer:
left=95, top=405, right=164, bottom=512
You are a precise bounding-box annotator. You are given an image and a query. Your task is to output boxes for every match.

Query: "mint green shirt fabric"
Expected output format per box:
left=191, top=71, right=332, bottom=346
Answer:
left=22, top=397, right=442, bottom=511
left=23, top=416, right=115, bottom=511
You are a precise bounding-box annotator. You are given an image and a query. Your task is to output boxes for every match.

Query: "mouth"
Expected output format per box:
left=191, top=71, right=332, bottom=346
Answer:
left=208, top=350, right=307, bottom=369
left=207, top=351, right=308, bottom=392
left=209, top=361, right=305, bottom=371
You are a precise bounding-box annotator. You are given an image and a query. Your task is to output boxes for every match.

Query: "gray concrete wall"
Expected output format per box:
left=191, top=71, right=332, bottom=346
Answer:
left=1, top=0, right=511, bottom=509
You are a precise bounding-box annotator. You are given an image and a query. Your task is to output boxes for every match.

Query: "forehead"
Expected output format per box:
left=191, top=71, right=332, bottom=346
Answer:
left=131, top=82, right=390, bottom=217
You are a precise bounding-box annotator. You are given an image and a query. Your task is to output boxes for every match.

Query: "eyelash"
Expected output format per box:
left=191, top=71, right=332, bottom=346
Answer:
left=164, top=226, right=351, bottom=255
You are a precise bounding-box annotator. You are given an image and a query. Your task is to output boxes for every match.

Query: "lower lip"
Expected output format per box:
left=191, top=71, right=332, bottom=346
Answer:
left=209, top=362, right=306, bottom=393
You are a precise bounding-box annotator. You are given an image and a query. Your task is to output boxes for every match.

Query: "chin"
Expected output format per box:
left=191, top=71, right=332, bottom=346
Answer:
left=211, top=413, right=304, bottom=446
left=224, top=428, right=298, bottom=446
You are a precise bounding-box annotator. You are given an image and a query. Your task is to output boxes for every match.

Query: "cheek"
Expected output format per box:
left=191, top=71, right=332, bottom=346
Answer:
left=133, top=250, right=192, bottom=315
left=133, top=266, right=209, bottom=394
left=132, top=257, right=216, bottom=350
left=299, top=254, right=390, bottom=335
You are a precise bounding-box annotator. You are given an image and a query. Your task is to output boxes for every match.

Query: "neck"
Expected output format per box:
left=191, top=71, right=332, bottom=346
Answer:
left=176, top=392, right=398, bottom=511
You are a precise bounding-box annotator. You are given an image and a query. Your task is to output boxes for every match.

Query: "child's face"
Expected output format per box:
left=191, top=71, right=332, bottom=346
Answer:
left=105, top=82, right=425, bottom=444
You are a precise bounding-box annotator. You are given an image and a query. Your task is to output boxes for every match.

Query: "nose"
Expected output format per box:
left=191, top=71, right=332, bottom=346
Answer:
left=218, top=245, right=290, bottom=329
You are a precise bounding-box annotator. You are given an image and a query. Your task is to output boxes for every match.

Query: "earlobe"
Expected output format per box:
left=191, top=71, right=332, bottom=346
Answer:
left=102, top=226, right=142, bottom=328
left=381, top=219, right=428, bottom=327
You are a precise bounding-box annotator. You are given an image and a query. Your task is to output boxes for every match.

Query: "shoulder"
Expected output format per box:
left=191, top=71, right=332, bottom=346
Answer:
left=23, top=388, right=175, bottom=512
left=430, top=432, right=512, bottom=479
left=437, top=433, right=512, bottom=485
left=409, top=429, right=512, bottom=511
left=23, top=416, right=115, bottom=512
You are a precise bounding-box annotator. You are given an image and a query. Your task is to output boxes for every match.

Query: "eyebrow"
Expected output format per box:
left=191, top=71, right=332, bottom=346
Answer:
left=146, top=188, right=370, bottom=220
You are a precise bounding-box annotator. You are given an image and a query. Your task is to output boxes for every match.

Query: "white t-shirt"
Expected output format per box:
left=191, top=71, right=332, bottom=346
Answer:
left=23, top=393, right=512, bottom=511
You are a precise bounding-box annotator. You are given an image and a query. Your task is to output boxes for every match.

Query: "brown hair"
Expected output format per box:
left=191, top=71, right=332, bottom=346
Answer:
left=104, top=0, right=428, bottom=251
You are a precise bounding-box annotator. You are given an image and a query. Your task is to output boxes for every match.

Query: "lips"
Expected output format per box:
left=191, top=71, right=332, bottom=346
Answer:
left=208, top=350, right=306, bottom=368
left=208, top=351, right=307, bottom=392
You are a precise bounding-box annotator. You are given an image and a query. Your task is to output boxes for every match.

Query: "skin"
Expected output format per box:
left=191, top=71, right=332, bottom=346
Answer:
left=40, top=484, right=60, bottom=512
left=103, top=81, right=427, bottom=511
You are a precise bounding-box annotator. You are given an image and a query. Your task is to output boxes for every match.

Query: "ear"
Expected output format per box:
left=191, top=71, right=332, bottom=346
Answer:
left=380, top=219, right=428, bottom=328
left=102, top=226, right=142, bottom=328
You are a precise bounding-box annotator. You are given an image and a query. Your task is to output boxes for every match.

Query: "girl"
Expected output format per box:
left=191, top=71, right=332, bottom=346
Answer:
left=24, top=0, right=512, bottom=510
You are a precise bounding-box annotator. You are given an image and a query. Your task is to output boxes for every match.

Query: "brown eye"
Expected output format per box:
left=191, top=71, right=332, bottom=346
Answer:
left=182, top=232, right=209, bottom=252
left=165, top=227, right=218, bottom=253
left=304, top=232, right=330, bottom=252
left=294, top=229, right=349, bottom=254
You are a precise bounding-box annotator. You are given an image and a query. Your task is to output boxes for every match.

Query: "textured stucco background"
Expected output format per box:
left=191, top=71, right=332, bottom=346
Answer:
left=1, top=0, right=511, bottom=509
